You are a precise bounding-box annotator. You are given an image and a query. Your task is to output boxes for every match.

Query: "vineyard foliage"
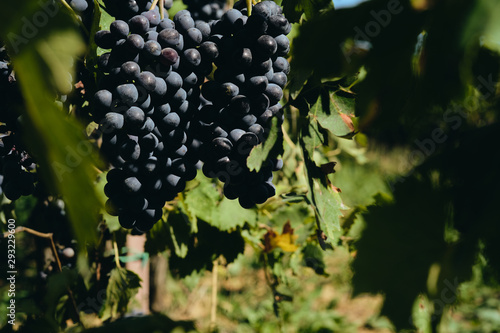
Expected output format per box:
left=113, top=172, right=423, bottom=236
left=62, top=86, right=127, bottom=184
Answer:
left=0, top=0, right=500, bottom=332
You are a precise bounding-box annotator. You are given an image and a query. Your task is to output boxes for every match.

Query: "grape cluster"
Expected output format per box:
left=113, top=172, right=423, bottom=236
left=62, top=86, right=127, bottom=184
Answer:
left=94, top=10, right=212, bottom=232
left=0, top=44, right=38, bottom=200
left=103, top=0, right=173, bottom=21
left=182, top=0, right=226, bottom=22
left=193, top=1, right=290, bottom=208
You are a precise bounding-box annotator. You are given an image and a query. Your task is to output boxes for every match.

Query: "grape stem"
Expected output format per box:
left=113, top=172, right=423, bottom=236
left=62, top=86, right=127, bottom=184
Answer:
left=113, top=233, right=121, bottom=268
left=149, top=0, right=165, bottom=20
left=3, top=226, right=83, bottom=326
left=159, top=0, right=165, bottom=19
left=246, top=0, right=252, bottom=15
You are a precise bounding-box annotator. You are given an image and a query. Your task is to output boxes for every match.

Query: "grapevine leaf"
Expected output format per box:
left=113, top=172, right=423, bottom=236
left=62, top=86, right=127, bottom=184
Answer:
left=311, top=178, right=343, bottom=243
left=264, top=221, right=299, bottom=252
left=165, top=211, right=191, bottom=258
left=299, top=120, right=344, bottom=245
left=301, top=119, right=326, bottom=158
left=169, top=220, right=245, bottom=277
left=282, top=0, right=334, bottom=23
left=44, top=268, right=78, bottom=329
left=302, top=243, right=327, bottom=276
left=100, top=267, right=141, bottom=320
left=97, top=0, right=115, bottom=29
left=288, top=68, right=312, bottom=99
left=183, top=176, right=259, bottom=231
left=311, top=90, right=356, bottom=138
left=0, top=3, right=103, bottom=248
left=96, top=0, right=115, bottom=56
left=247, top=117, right=284, bottom=172
left=210, top=197, right=259, bottom=230
left=145, top=216, right=170, bottom=256
left=182, top=176, right=220, bottom=223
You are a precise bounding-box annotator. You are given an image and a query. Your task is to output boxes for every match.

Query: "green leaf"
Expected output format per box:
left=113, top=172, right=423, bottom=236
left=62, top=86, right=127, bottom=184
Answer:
left=95, top=0, right=116, bottom=56
left=100, top=267, right=141, bottom=320
left=168, top=220, right=245, bottom=277
left=311, top=178, right=343, bottom=244
left=44, top=268, right=78, bottom=329
left=310, top=90, right=356, bottom=138
left=302, top=243, right=327, bottom=275
left=145, top=209, right=191, bottom=257
left=0, top=2, right=104, bottom=248
left=166, top=211, right=191, bottom=258
left=299, top=120, right=344, bottom=246
left=211, top=197, right=259, bottom=230
left=248, top=117, right=284, bottom=172
left=288, top=68, right=312, bottom=100
left=183, top=176, right=258, bottom=231
left=282, top=0, right=334, bottom=23
left=301, top=119, right=327, bottom=158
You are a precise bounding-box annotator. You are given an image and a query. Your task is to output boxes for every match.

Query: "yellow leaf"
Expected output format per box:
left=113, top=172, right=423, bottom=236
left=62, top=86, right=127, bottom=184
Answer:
left=264, top=221, right=299, bottom=252
left=270, top=233, right=299, bottom=252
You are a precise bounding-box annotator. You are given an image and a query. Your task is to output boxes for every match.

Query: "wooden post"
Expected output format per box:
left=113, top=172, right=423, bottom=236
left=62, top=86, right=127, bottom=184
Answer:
left=125, top=234, right=150, bottom=314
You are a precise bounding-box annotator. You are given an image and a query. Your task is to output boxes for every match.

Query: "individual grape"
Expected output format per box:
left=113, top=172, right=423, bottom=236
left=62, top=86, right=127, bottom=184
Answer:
left=115, top=83, right=139, bottom=105
left=157, top=18, right=175, bottom=31
left=185, top=28, right=203, bottom=47
left=121, top=61, right=141, bottom=79
left=94, top=89, right=113, bottom=109
left=123, top=176, right=142, bottom=193
left=143, top=40, right=162, bottom=58
left=62, top=247, right=76, bottom=259
left=125, top=34, right=145, bottom=51
left=70, top=0, right=88, bottom=12
left=141, top=10, right=161, bottom=26
left=102, top=112, right=125, bottom=130
left=273, top=56, right=290, bottom=74
left=270, top=71, right=287, bottom=88
left=160, top=48, right=179, bottom=66
left=137, top=71, right=157, bottom=91
left=124, top=107, right=146, bottom=128
left=274, top=34, right=290, bottom=56
left=129, top=15, right=150, bottom=34
left=182, top=48, right=202, bottom=68
left=160, top=112, right=181, bottom=130
left=264, top=83, right=283, bottom=104
left=158, top=29, right=182, bottom=49
left=95, top=30, right=116, bottom=49
left=175, top=14, right=195, bottom=32
left=195, top=21, right=211, bottom=40
left=110, top=20, right=130, bottom=39
left=199, top=41, right=219, bottom=60
left=165, top=71, right=183, bottom=90
left=255, top=35, right=277, bottom=57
